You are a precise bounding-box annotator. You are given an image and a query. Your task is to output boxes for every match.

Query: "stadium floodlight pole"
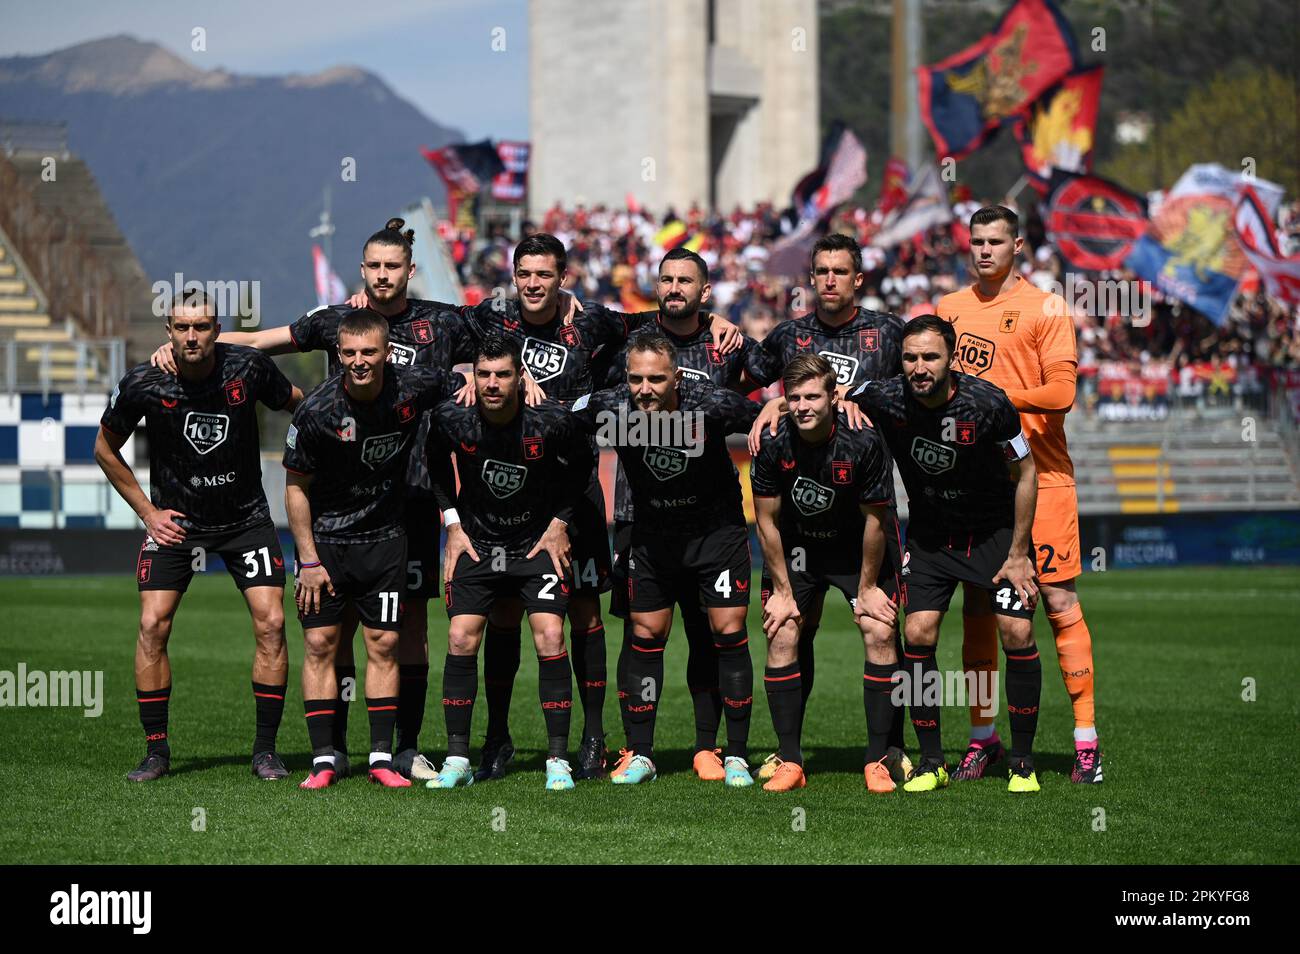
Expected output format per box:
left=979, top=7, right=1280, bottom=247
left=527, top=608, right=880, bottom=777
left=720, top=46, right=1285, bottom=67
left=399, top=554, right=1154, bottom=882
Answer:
left=891, top=0, right=924, bottom=171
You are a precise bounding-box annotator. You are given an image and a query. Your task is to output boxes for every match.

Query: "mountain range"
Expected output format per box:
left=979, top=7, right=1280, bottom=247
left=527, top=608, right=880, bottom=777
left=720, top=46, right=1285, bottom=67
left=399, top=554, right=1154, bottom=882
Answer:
left=0, top=35, right=463, bottom=328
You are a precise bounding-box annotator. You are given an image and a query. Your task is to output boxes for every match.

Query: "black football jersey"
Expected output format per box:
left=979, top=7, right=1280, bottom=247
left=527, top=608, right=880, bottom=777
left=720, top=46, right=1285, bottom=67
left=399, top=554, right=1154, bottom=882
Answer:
left=464, top=299, right=653, bottom=407
left=282, top=365, right=457, bottom=544
left=606, top=313, right=754, bottom=522
left=101, top=344, right=293, bottom=533
left=847, top=372, right=1030, bottom=536
left=750, top=414, right=895, bottom=556
left=288, top=299, right=475, bottom=497
left=570, top=378, right=759, bottom=537
left=746, top=307, right=904, bottom=391
left=428, top=400, right=595, bottom=556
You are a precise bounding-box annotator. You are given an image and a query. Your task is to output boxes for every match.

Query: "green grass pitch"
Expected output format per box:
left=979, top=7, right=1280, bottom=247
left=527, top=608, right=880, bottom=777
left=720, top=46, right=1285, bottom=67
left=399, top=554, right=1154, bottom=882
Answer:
left=1, top=566, right=1296, bottom=864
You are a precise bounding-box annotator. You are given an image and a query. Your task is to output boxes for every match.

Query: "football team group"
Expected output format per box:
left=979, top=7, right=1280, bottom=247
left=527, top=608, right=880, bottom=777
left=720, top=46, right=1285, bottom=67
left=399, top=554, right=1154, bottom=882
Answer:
left=94, top=205, right=1103, bottom=796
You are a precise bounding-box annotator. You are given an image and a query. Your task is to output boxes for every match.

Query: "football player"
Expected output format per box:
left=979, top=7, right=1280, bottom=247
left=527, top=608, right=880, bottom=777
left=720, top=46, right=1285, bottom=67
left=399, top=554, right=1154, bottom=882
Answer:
left=848, top=315, right=1044, bottom=793
left=97, top=290, right=302, bottom=781
left=751, top=354, right=908, bottom=792
left=937, top=205, right=1102, bottom=784
left=426, top=336, right=595, bottom=791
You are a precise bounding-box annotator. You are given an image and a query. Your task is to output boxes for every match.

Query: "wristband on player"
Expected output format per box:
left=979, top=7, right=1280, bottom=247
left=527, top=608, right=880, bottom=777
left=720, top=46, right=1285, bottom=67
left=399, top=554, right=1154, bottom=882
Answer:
left=442, top=508, right=461, bottom=528
left=298, top=560, right=322, bottom=570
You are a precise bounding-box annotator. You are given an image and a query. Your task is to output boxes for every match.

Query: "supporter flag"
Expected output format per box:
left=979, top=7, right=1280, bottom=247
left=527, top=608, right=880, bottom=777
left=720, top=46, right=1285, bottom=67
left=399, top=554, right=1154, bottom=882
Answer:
left=311, top=245, right=347, bottom=308
left=491, top=141, right=530, bottom=202
left=917, top=0, right=1079, bottom=160
left=767, top=122, right=868, bottom=277
left=654, top=220, right=703, bottom=253
left=1013, top=65, right=1103, bottom=186
left=869, top=163, right=953, bottom=248
left=421, top=141, right=506, bottom=223
left=1235, top=185, right=1300, bottom=306
left=1124, top=164, right=1281, bottom=324
left=877, top=156, right=910, bottom=215
left=1044, top=171, right=1147, bottom=271
left=790, top=121, right=869, bottom=225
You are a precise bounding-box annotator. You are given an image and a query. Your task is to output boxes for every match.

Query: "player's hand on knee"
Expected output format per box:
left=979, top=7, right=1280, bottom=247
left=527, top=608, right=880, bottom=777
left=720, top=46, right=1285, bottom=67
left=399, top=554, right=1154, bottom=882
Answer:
left=748, top=398, right=787, bottom=455
left=761, top=590, right=801, bottom=639
left=443, top=525, right=479, bottom=583
left=994, top=556, right=1038, bottom=610
left=855, top=585, right=897, bottom=625
left=149, top=343, right=178, bottom=375
left=143, top=507, right=187, bottom=546
left=527, top=518, right=571, bottom=577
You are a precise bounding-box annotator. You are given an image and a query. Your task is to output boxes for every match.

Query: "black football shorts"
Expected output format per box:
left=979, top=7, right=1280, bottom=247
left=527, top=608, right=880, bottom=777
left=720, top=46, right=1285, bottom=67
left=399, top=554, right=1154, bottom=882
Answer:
left=901, top=526, right=1035, bottom=619
left=627, top=523, right=751, bottom=614
left=297, top=535, right=407, bottom=632
left=445, top=549, right=572, bottom=618
left=136, top=519, right=285, bottom=593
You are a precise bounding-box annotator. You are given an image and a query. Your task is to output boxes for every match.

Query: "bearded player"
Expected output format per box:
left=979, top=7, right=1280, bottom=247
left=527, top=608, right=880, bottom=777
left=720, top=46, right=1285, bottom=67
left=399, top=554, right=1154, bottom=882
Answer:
left=98, top=290, right=302, bottom=781
left=937, top=206, right=1102, bottom=784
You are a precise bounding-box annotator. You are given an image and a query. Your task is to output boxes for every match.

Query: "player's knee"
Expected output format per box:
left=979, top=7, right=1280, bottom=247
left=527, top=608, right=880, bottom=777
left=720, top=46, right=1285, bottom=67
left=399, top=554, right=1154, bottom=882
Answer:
left=768, top=624, right=798, bottom=659
left=302, top=629, right=335, bottom=662
left=138, top=613, right=172, bottom=651
left=904, top=619, right=939, bottom=647
left=253, top=605, right=285, bottom=642
left=859, top=618, right=894, bottom=651
left=447, top=625, right=483, bottom=656
left=1040, top=583, right=1079, bottom=615
left=533, top=625, right=565, bottom=657
left=998, top=621, right=1035, bottom=651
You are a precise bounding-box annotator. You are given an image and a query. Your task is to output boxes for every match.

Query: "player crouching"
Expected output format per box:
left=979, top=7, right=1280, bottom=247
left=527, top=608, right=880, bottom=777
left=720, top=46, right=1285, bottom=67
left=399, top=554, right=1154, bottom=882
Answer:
left=752, top=355, right=910, bottom=792
left=427, top=337, right=594, bottom=791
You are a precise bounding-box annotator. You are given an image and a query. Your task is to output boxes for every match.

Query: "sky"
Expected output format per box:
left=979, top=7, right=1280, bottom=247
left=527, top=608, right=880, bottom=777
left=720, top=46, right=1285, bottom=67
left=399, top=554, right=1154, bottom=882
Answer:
left=0, top=0, right=530, bottom=139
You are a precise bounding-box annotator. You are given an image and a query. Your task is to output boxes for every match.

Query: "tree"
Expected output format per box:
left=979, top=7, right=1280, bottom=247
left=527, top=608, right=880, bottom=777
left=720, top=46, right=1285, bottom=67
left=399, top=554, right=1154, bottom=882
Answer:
left=1098, top=66, right=1298, bottom=194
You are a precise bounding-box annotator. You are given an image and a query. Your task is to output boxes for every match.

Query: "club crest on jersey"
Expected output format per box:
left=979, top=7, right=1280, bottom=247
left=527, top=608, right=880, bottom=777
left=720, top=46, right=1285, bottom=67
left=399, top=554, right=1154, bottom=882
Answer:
left=137, top=558, right=152, bottom=583
left=911, top=436, right=956, bottom=475
left=999, top=310, right=1020, bottom=333
left=521, top=337, right=568, bottom=383
left=388, top=343, right=417, bottom=366
left=791, top=476, right=835, bottom=516
left=411, top=319, right=433, bottom=344
left=523, top=436, right=544, bottom=460
left=819, top=351, right=859, bottom=387
left=643, top=446, right=689, bottom=481
left=395, top=399, right=417, bottom=425
left=183, top=412, right=229, bottom=455
left=955, top=420, right=976, bottom=445
left=360, top=432, right=405, bottom=470
left=954, top=332, right=995, bottom=376
left=705, top=343, right=724, bottom=365
left=831, top=460, right=854, bottom=484
left=859, top=329, right=879, bottom=352
left=482, top=458, right=527, bottom=498
left=224, top=378, right=246, bottom=406
left=558, top=324, right=581, bottom=348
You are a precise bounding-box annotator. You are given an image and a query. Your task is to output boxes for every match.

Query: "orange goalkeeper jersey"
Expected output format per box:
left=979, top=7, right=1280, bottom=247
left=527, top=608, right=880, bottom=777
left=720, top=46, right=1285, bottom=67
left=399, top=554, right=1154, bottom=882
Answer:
left=936, top=277, right=1077, bottom=485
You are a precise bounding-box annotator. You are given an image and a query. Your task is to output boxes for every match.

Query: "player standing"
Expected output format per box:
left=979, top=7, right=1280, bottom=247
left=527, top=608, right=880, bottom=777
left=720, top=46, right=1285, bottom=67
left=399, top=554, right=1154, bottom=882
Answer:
left=152, top=219, right=477, bottom=781
left=425, top=337, right=595, bottom=791
left=937, top=206, right=1102, bottom=784
left=602, top=247, right=755, bottom=782
left=571, top=335, right=761, bottom=786
left=461, top=234, right=742, bottom=783
left=283, top=310, right=459, bottom=789
left=96, top=290, right=302, bottom=781
left=847, top=315, right=1044, bottom=793
left=745, top=233, right=907, bottom=779
left=750, top=355, right=907, bottom=792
